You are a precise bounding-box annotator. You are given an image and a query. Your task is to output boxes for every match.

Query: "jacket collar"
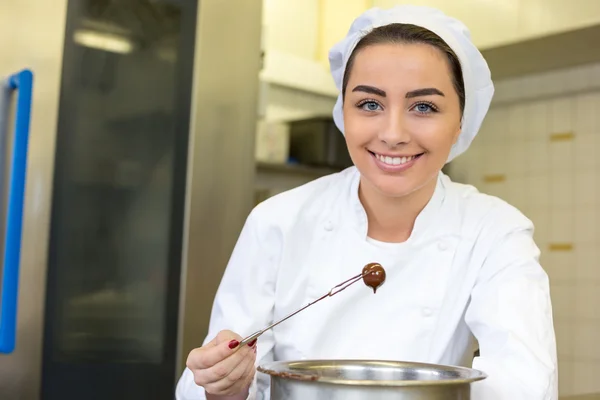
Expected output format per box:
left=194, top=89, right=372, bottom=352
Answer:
left=348, top=167, right=447, bottom=244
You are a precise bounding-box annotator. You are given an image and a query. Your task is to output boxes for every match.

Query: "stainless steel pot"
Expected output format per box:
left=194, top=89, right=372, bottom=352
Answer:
left=257, top=359, right=486, bottom=400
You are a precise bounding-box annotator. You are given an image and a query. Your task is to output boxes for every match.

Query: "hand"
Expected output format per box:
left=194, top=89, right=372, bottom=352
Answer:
left=186, top=330, right=257, bottom=397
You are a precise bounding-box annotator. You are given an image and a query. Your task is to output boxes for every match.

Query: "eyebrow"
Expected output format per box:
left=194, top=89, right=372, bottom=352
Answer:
left=352, top=85, right=386, bottom=97
left=351, top=85, right=445, bottom=99
left=406, top=88, right=445, bottom=98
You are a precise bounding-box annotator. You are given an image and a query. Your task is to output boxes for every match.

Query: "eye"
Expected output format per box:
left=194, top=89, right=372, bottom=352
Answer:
left=412, top=102, right=438, bottom=114
left=357, top=100, right=383, bottom=112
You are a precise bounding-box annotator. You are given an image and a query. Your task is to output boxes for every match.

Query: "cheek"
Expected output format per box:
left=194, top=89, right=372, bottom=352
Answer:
left=409, top=118, right=459, bottom=150
left=344, top=127, right=368, bottom=163
left=342, top=120, right=375, bottom=167
left=343, top=112, right=375, bottom=146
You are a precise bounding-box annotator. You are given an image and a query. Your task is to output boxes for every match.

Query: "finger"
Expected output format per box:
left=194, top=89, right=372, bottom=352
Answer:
left=197, top=344, right=253, bottom=384
left=188, top=338, right=245, bottom=370
left=201, top=336, right=218, bottom=349
left=190, top=329, right=237, bottom=360
left=203, top=330, right=243, bottom=350
left=225, top=345, right=256, bottom=386
left=214, top=330, right=243, bottom=345
left=240, top=352, right=257, bottom=390
left=203, top=348, right=256, bottom=394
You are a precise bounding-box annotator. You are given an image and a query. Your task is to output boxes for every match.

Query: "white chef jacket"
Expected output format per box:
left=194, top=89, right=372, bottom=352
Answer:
left=176, top=166, right=558, bottom=400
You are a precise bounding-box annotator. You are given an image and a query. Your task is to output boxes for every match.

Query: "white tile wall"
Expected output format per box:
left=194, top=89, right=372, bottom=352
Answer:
left=452, top=61, right=600, bottom=397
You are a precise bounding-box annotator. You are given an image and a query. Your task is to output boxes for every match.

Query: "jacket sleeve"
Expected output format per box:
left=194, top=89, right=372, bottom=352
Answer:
left=175, top=206, right=282, bottom=400
left=465, top=216, right=558, bottom=400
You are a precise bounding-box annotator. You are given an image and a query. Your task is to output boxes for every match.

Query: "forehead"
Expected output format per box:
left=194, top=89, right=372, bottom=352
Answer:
left=347, top=43, right=454, bottom=91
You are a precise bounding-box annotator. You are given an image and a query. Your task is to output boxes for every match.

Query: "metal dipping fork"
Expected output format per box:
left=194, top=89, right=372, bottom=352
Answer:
left=235, top=270, right=371, bottom=351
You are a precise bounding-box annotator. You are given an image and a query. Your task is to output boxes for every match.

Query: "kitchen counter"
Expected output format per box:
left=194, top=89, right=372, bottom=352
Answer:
left=561, top=394, right=600, bottom=400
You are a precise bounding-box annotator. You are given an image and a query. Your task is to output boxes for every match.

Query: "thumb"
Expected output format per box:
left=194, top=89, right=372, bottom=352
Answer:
left=187, top=330, right=245, bottom=370
left=202, top=330, right=242, bottom=349
left=214, top=330, right=243, bottom=346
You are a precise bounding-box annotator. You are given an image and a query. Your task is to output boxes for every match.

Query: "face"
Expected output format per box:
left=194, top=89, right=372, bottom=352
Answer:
left=343, top=42, right=462, bottom=198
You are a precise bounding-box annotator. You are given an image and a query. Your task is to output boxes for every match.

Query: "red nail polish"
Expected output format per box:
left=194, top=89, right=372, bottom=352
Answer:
left=247, top=339, right=257, bottom=347
left=228, top=340, right=239, bottom=349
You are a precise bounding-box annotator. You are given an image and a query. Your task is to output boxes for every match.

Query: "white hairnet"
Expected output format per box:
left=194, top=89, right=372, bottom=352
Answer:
left=329, top=5, right=494, bottom=163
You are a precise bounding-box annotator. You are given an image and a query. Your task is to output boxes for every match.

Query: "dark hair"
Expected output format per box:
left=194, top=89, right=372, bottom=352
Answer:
left=342, top=23, right=465, bottom=114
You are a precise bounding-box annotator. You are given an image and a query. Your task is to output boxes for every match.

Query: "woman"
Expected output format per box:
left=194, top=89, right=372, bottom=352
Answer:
left=177, top=5, right=558, bottom=400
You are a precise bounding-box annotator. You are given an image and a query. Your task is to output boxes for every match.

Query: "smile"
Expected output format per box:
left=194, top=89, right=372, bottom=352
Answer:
left=371, top=152, right=423, bottom=166
left=367, top=150, right=424, bottom=172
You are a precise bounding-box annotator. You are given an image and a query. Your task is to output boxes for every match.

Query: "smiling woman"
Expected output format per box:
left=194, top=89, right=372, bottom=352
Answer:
left=176, top=6, right=557, bottom=400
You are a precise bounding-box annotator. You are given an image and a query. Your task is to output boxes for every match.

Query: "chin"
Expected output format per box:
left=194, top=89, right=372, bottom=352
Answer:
left=361, top=169, right=439, bottom=199
left=372, top=176, right=422, bottom=198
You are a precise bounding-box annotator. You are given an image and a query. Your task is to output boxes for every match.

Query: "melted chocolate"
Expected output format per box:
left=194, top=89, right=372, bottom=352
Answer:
left=362, top=262, right=386, bottom=293
left=259, top=368, right=319, bottom=381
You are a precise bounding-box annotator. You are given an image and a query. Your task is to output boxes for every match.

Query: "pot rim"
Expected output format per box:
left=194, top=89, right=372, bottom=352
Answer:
left=257, top=359, right=487, bottom=387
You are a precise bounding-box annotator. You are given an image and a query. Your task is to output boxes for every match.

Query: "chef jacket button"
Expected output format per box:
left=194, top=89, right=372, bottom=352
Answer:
left=437, top=241, right=448, bottom=251
left=422, top=307, right=434, bottom=317
left=324, top=221, right=334, bottom=231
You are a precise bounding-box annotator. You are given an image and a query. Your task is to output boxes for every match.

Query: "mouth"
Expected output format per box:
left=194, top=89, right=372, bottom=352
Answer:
left=367, top=150, right=424, bottom=166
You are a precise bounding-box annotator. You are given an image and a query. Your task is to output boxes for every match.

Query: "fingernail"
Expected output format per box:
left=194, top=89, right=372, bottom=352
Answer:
left=228, top=340, right=239, bottom=349
left=247, top=339, right=257, bottom=347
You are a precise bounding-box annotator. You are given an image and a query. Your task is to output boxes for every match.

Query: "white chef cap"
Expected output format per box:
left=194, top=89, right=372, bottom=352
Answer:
left=329, top=5, right=494, bottom=163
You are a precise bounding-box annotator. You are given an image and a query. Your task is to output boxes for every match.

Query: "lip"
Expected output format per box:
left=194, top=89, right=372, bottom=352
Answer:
left=370, top=151, right=421, bottom=158
left=369, top=150, right=423, bottom=172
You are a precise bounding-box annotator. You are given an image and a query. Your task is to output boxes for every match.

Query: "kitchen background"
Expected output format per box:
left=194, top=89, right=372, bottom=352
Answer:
left=1, top=0, right=599, bottom=399
left=255, top=1, right=600, bottom=399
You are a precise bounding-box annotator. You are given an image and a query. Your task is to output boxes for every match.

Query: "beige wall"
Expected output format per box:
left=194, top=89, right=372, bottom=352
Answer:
left=262, top=0, right=320, bottom=60
left=264, top=0, right=600, bottom=65
left=372, top=0, right=600, bottom=49
left=316, top=0, right=370, bottom=64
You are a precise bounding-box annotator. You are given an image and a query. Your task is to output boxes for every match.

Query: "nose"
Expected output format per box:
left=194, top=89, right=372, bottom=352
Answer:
left=379, top=110, right=410, bottom=147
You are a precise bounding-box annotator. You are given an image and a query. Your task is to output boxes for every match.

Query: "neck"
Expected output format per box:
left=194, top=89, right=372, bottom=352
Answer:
left=360, top=174, right=438, bottom=243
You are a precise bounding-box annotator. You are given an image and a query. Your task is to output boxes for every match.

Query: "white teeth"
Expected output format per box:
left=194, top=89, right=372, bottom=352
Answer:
left=375, top=153, right=417, bottom=166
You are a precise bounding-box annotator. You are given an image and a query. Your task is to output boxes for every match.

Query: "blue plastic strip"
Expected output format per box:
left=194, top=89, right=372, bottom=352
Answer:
left=0, top=69, right=33, bottom=354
